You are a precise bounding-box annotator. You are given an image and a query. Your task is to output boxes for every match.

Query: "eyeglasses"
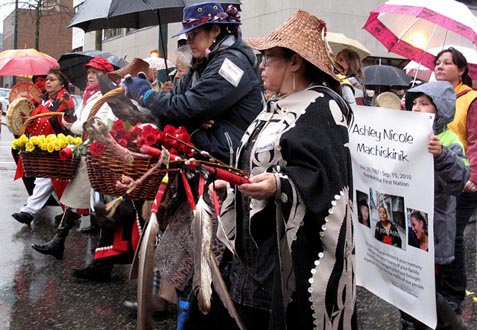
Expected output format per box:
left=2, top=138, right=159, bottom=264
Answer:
left=260, top=54, right=282, bottom=67
left=46, top=77, right=58, bottom=82
left=186, top=28, right=202, bottom=40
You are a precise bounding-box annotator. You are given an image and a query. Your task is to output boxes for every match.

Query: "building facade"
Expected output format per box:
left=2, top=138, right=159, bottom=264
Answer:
left=74, top=0, right=476, bottom=69
left=2, top=0, right=74, bottom=87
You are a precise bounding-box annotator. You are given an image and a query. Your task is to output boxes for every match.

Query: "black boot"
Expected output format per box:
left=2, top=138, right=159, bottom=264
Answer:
left=31, top=211, right=76, bottom=259
left=71, top=258, right=113, bottom=282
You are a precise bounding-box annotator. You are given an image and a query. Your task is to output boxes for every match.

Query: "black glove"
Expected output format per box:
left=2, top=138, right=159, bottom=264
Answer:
left=64, top=107, right=77, bottom=123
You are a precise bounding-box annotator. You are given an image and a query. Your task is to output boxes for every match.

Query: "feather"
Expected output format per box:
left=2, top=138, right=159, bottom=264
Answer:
left=98, top=75, right=157, bottom=125
left=191, top=197, right=213, bottom=314
left=190, top=195, right=245, bottom=330
left=210, top=254, right=246, bottom=330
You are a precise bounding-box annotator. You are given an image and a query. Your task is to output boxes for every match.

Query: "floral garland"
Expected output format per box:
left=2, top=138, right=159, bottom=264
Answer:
left=12, top=133, right=83, bottom=161
left=89, top=119, right=195, bottom=158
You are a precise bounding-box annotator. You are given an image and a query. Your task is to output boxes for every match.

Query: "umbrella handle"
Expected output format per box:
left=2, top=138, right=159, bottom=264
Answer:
left=83, top=86, right=125, bottom=140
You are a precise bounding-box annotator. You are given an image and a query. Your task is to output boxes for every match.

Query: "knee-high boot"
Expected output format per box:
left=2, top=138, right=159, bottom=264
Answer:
left=31, top=211, right=76, bottom=259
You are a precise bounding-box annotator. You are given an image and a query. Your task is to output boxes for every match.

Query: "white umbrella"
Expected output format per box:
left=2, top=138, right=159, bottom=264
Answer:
left=326, top=32, right=372, bottom=60
left=143, top=57, right=175, bottom=70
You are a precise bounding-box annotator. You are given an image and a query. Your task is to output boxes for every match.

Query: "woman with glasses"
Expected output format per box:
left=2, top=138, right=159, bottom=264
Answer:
left=207, top=10, right=354, bottom=330
left=32, top=57, right=118, bottom=263
left=121, top=1, right=262, bottom=323
left=11, top=67, right=76, bottom=226
left=122, top=2, right=261, bottom=164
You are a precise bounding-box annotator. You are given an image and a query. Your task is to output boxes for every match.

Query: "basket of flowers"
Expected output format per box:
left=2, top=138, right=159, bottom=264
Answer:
left=84, top=118, right=195, bottom=200
left=12, top=133, right=82, bottom=180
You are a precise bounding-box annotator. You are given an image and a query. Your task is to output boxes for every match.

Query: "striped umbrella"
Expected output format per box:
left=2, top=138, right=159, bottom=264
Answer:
left=0, top=48, right=58, bottom=76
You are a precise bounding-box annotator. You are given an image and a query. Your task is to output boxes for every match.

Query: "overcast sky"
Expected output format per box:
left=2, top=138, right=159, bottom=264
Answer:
left=0, top=2, right=19, bottom=34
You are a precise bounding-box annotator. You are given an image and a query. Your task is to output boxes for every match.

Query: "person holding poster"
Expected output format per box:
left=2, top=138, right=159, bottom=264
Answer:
left=433, top=47, right=477, bottom=315
left=400, top=81, right=469, bottom=330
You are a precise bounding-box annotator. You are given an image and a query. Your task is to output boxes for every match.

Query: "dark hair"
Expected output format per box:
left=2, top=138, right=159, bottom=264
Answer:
left=336, top=48, right=364, bottom=80
left=434, top=47, right=472, bottom=88
left=358, top=199, right=369, bottom=224
left=281, top=48, right=341, bottom=94
left=32, top=75, right=47, bottom=83
left=410, top=211, right=428, bottom=234
left=47, top=67, right=69, bottom=87
left=202, top=22, right=239, bottom=42
left=405, top=92, right=436, bottom=111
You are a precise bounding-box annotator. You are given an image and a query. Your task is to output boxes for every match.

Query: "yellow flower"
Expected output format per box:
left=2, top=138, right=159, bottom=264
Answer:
left=11, top=134, right=81, bottom=155
left=19, top=134, right=29, bottom=144
left=25, top=141, right=35, bottom=152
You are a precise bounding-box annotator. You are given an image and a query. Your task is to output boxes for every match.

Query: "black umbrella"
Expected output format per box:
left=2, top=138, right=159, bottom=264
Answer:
left=363, top=65, right=411, bottom=87
left=68, top=0, right=241, bottom=32
left=68, top=0, right=241, bottom=77
left=58, top=50, right=128, bottom=90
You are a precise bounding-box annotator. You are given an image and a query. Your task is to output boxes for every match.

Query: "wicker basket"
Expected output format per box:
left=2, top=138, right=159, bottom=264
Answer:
left=21, top=151, right=80, bottom=180
left=86, top=147, right=167, bottom=200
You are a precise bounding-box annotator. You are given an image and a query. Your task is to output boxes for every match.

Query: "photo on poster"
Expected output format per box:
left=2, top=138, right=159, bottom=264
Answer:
left=406, top=208, right=429, bottom=252
left=356, top=190, right=371, bottom=228
left=369, top=189, right=406, bottom=250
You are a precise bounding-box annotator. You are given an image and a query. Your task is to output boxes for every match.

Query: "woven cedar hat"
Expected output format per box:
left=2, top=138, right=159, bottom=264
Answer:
left=107, top=58, right=151, bottom=83
left=246, top=10, right=338, bottom=81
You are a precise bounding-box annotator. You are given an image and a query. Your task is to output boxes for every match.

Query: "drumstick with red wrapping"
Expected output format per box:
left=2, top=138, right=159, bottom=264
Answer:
left=140, top=145, right=250, bottom=185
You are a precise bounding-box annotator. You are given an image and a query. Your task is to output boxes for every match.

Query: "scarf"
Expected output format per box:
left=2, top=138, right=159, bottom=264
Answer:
left=83, top=83, right=100, bottom=105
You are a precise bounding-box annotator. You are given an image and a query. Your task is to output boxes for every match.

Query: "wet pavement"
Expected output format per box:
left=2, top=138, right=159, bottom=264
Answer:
left=356, top=220, right=477, bottom=330
left=0, top=125, right=475, bottom=329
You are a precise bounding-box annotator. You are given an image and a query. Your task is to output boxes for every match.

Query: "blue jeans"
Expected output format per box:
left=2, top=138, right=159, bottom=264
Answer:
left=438, top=191, right=477, bottom=305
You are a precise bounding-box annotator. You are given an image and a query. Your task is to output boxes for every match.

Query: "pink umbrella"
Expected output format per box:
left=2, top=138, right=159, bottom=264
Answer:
left=364, top=0, right=477, bottom=73
left=0, top=48, right=59, bottom=76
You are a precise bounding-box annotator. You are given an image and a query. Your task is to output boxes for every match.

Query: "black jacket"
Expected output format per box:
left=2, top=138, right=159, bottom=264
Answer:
left=144, top=36, right=263, bottom=163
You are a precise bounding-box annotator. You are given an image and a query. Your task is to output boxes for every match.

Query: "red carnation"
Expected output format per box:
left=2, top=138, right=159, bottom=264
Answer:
left=59, top=147, right=73, bottom=160
left=136, top=136, right=145, bottom=148
left=117, top=138, right=128, bottom=148
left=164, top=125, right=177, bottom=136
left=144, top=133, right=158, bottom=147
left=112, top=119, right=126, bottom=132
left=141, top=124, right=157, bottom=136
left=89, top=140, right=107, bottom=156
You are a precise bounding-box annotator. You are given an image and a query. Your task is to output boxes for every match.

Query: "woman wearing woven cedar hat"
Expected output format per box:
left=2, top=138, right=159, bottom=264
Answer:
left=11, top=67, right=76, bottom=226
left=207, top=10, right=355, bottom=330
left=32, top=56, right=118, bottom=261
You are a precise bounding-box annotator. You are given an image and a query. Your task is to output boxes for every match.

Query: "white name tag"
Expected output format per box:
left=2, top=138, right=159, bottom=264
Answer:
left=219, top=58, right=244, bottom=87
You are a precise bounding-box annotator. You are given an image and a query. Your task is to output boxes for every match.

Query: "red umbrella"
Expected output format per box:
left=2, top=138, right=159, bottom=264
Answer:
left=364, top=0, right=477, bottom=75
left=0, top=48, right=59, bottom=76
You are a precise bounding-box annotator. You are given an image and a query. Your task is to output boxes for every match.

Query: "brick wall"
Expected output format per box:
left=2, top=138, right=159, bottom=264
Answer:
left=3, top=0, right=73, bottom=59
